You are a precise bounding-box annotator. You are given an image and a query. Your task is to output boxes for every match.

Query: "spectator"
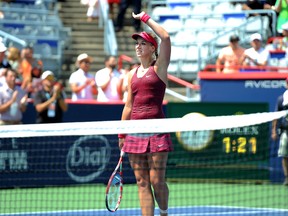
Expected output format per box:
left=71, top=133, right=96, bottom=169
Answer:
left=240, top=33, right=270, bottom=66
left=242, top=0, right=275, bottom=35
left=7, top=46, right=21, bottom=84
left=216, top=35, right=245, bottom=73
left=0, top=42, right=11, bottom=70
left=18, top=46, right=43, bottom=93
left=272, top=0, right=288, bottom=35
left=7, top=46, right=21, bottom=72
left=271, top=78, right=288, bottom=186
left=0, top=42, right=11, bottom=86
left=272, top=22, right=288, bottom=50
left=81, top=0, right=99, bottom=22
left=95, top=55, right=123, bottom=102
left=281, top=22, right=288, bottom=49
left=69, top=53, right=98, bottom=101
left=114, top=0, right=142, bottom=32
left=34, top=70, right=68, bottom=123
left=0, top=69, right=28, bottom=125
left=242, top=0, right=275, bottom=15
left=108, top=0, right=120, bottom=19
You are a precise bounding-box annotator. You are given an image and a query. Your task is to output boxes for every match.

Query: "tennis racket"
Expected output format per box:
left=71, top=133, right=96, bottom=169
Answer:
left=105, top=150, right=125, bottom=212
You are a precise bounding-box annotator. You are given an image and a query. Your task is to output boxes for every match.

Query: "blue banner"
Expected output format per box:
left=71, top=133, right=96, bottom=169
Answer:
left=0, top=135, right=135, bottom=188
left=200, top=79, right=286, bottom=111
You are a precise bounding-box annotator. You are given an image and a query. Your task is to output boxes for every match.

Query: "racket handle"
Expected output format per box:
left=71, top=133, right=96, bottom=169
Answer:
left=120, top=150, right=125, bottom=157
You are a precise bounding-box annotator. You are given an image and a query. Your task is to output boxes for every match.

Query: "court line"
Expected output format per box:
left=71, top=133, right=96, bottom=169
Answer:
left=203, top=205, right=288, bottom=212
left=1, top=206, right=288, bottom=216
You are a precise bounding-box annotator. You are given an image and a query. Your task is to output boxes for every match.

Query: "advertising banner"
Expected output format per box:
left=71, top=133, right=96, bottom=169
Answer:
left=167, top=102, right=270, bottom=182
left=199, top=72, right=288, bottom=183
left=0, top=135, right=134, bottom=188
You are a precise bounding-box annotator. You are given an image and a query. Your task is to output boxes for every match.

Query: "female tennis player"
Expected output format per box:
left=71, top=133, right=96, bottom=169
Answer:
left=118, top=11, right=173, bottom=216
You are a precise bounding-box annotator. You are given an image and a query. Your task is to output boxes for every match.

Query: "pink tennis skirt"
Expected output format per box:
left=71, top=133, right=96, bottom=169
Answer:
left=122, top=133, right=173, bottom=154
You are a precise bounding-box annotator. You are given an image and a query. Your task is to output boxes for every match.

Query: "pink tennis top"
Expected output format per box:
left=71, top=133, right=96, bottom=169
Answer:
left=122, top=64, right=173, bottom=154
left=130, top=66, right=166, bottom=120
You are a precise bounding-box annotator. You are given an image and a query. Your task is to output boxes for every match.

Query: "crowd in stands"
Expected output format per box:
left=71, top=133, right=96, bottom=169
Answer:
left=0, top=0, right=140, bottom=125
left=0, top=41, right=67, bottom=125
left=210, top=0, right=288, bottom=73
left=0, top=39, right=139, bottom=125
left=216, top=32, right=271, bottom=73
left=3, top=0, right=288, bottom=125
left=213, top=0, right=288, bottom=73
left=68, top=53, right=137, bottom=103
left=216, top=22, right=288, bottom=73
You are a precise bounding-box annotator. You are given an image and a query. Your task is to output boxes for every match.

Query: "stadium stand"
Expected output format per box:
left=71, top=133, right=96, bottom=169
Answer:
left=147, top=0, right=277, bottom=81
left=0, top=0, right=71, bottom=77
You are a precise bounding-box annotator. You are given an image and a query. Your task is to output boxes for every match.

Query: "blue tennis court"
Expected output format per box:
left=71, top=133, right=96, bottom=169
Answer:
left=1, top=206, right=288, bottom=216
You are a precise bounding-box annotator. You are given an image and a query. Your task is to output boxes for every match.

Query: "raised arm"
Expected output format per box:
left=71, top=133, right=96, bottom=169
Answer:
left=132, top=11, right=171, bottom=83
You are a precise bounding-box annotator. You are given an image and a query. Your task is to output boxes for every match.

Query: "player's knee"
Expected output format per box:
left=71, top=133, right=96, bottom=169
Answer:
left=135, top=177, right=151, bottom=189
left=151, top=179, right=166, bottom=190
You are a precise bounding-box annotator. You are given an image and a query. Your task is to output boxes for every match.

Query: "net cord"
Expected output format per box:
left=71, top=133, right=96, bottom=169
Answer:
left=0, top=110, right=287, bottom=138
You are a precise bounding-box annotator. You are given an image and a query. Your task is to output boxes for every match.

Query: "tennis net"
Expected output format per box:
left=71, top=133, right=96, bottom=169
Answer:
left=0, top=110, right=288, bottom=216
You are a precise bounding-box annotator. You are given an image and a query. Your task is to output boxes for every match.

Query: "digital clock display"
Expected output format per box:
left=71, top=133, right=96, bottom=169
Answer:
left=220, top=125, right=259, bottom=154
left=222, top=136, right=257, bottom=154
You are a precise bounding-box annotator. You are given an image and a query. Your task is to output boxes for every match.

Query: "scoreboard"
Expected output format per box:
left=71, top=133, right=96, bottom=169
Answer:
left=167, top=102, right=270, bottom=181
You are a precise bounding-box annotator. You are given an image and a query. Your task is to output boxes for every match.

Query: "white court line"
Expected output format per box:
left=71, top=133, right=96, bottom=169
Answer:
left=1, top=206, right=288, bottom=216
left=205, top=205, right=288, bottom=212
left=169, top=211, right=288, bottom=216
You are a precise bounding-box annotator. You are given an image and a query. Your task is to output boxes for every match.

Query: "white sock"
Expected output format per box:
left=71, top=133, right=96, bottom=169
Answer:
left=160, top=208, right=168, bottom=214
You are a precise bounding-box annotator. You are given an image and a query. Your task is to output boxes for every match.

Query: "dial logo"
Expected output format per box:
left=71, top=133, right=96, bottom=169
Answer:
left=66, top=135, right=111, bottom=183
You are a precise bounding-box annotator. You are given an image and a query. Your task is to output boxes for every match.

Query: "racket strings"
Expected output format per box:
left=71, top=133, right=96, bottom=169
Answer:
left=107, top=173, right=122, bottom=210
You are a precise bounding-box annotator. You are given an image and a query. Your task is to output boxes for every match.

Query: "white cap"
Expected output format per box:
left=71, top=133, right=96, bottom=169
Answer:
left=0, top=42, right=7, bottom=53
left=76, top=53, right=93, bottom=63
left=250, top=33, right=262, bottom=42
left=41, top=70, right=54, bottom=80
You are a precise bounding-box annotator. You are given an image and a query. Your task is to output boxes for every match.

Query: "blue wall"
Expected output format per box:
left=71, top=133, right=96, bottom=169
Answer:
left=22, top=101, right=125, bottom=124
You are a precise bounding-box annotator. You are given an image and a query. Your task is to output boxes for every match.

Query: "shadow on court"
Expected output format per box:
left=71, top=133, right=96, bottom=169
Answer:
left=1, top=206, right=288, bottom=216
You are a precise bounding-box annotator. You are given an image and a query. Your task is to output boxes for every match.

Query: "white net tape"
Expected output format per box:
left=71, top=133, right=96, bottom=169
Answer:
left=0, top=110, right=287, bottom=138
